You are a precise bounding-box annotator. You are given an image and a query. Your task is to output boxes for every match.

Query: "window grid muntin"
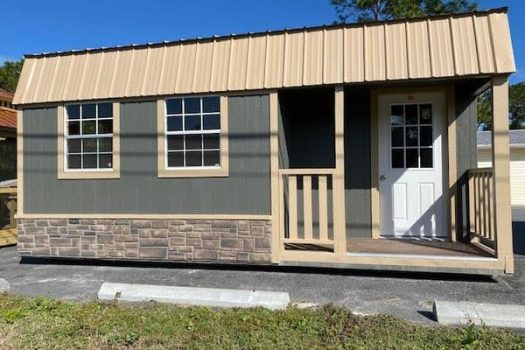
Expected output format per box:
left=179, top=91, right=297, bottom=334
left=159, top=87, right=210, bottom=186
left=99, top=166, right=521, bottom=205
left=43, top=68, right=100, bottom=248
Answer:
left=390, top=103, right=433, bottom=169
left=165, top=96, right=221, bottom=169
left=65, top=102, right=114, bottom=171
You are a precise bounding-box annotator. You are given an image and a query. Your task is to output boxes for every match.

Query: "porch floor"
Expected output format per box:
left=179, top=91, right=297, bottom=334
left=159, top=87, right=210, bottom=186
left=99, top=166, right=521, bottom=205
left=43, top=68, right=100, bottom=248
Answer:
left=346, top=238, right=491, bottom=258
left=285, top=237, right=492, bottom=258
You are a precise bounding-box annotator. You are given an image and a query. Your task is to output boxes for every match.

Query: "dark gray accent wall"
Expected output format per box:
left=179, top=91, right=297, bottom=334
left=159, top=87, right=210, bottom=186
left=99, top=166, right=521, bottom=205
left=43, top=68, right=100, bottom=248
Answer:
left=278, top=88, right=335, bottom=168
left=454, top=80, right=487, bottom=241
left=344, top=87, right=372, bottom=238
left=23, top=95, right=271, bottom=215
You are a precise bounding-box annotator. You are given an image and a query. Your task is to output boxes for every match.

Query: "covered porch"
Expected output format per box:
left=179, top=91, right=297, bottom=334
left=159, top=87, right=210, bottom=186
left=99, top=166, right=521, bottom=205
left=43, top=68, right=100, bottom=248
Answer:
left=269, top=76, right=514, bottom=275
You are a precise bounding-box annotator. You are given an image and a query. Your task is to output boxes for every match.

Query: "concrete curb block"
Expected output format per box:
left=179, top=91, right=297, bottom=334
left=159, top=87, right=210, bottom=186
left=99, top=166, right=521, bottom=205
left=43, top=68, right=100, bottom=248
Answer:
left=0, top=278, right=10, bottom=292
left=98, top=282, right=290, bottom=310
left=433, top=300, right=525, bottom=329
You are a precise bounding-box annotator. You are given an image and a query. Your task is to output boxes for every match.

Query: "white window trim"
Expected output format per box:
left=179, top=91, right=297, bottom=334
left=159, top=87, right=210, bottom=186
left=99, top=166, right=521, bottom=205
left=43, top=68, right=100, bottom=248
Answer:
left=157, top=96, right=229, bottom=178
left=57, top=102, right=120, bottom=179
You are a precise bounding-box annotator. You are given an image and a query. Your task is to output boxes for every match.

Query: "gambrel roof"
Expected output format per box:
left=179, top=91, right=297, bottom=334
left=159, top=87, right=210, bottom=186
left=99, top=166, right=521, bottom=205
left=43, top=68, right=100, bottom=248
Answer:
left=14, top=8, right=515, bottom=105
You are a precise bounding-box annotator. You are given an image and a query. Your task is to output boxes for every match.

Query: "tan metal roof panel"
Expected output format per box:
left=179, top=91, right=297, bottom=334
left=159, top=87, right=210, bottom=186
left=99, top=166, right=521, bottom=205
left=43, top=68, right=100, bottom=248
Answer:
left=428, top=18, right=455, bottom=77
left=303, top=30, right=323, bottom=85
left=13, top=9, right=515, bottom=105
left=141, top=47, right=164, bottom=96
left=48, top=55, right=72, bottom=102
left=126, top=48, right=149, bottom=97
left=62, top=54, right=87, bottom=101
left=228, top=37, right=249, bottom=91
left=343, top=27, right=364, bottom=82
left=209, top=39, right=231, bottom=92
left=23, top=56, right=44, bottom=103
left=473, top=16, right=495, bottom=73
left=15, top=58, right=34, bottom=103
left=385, top=22, right=408, bottom=80
left=264, top=33, right=285, bottom=89
left=245, top=36, right=267, bottom=90
left=79, top=53, right=103, bottom=99
left=94, top=50, right=119, bottom=98
left=39, top=55, right=59, bottom=102
left=451, top=16, right=479, bottom=76
left=109, top=49, right=132, bottom=98
left=192, top=41, right=214, bottom=93
left=364, top=24, right=386, bottom=82
left=323, top=28, right=344, bottom=84
left=407, top=20, right=432, bottom=79
left=175, top=43, right=197, bottom=93
left=489, top=12, right=515, bottom=73
left=283, top=32, right=304, bottom=87
left=158, top=45, right=181, bottom=95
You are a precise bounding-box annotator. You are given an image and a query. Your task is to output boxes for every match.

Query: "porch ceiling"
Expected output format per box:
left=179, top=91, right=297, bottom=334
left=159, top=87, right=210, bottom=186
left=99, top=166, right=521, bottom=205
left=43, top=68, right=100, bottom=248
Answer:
left=14, top=8, right=514, bottom=106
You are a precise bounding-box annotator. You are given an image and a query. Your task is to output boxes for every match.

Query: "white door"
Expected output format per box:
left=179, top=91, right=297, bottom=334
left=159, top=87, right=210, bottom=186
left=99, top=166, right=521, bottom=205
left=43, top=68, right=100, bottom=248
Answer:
left=378, top=92, right=447, bottom=238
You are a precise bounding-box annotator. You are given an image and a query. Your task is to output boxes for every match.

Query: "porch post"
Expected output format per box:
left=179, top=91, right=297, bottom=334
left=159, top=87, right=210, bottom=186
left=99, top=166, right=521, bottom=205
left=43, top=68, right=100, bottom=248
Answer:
left=491, top=76, right=514, bottom=273
left=446, top=86, right=457, bottom=242
left=269, top=91, right=281, bottom=263
left=334, top=86, right=347, bottom=256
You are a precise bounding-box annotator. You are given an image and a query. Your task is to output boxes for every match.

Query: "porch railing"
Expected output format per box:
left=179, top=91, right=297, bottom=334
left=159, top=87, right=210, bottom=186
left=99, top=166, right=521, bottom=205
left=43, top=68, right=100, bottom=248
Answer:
left=279, top=169, right=336, bottom=249
left=468, top=168, right=496, bottom=256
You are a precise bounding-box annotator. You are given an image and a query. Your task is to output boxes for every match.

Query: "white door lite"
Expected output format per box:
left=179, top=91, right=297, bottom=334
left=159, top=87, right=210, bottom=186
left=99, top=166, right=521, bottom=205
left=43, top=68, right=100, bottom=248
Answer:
left=378, top=92, right=447, bottom=238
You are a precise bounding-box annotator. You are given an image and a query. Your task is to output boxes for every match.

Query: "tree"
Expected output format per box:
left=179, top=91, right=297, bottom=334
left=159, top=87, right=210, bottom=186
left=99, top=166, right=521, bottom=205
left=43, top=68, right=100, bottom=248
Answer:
left=477, top=83, right=525, bottom=130
left=0, top=60, right=23, bottom=93
left=509, top=82, right=525, bottom=127
left=477, top=89, right=491, bottom=129
left=330, top=0, right=477, bottom=23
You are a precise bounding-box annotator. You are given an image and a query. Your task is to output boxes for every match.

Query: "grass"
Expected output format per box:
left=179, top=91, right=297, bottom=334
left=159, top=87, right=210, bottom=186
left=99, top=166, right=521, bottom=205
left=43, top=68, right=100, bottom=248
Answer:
left=0, top=293, right=524, bottom=349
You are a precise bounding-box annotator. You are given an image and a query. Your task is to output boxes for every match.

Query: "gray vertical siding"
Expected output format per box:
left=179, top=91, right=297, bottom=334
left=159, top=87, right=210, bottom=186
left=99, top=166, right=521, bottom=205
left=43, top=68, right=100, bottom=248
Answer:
left=23, top=95, right=271, bottom=215
left=454, top=80, right=487, bottom=240
left=344, top=87, right=372, bottom=238
left=278, top=88, right=335, bottom=168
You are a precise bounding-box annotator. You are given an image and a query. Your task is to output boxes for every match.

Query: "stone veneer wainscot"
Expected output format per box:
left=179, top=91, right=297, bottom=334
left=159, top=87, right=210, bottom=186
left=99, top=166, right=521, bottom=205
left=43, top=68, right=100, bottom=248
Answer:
left=17, top=219, right=272, bottom=263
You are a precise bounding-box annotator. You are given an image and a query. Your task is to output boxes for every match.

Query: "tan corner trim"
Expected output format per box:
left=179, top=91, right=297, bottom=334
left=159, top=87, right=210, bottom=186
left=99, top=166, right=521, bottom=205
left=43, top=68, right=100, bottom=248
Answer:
left=370, top=90, right=380, bottom=239
left=446, top=86, right=457, bottom=242
left=269, top=91, right=280, bottom=263
left=491, top=76, right=514, bottom=273
left=334, top=86, right=346, bottom=255
left=16, top=213, right=272, bottom=220
left=157, top=96, right=229, bottom=178
left=17, top=110, right=24, bottom=216
left=57, top=102, right=121, bottom=179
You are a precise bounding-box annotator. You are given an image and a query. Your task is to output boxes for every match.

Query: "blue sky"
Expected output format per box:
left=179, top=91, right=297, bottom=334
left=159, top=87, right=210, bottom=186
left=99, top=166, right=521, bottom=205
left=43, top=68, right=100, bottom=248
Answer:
left=1, top=0, right=523, bottom=83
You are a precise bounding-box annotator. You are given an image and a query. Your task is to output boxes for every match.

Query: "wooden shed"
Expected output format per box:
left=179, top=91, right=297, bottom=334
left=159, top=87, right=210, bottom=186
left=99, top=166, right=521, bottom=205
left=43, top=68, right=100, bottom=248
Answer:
left=13, top=8, right=516, bottom=274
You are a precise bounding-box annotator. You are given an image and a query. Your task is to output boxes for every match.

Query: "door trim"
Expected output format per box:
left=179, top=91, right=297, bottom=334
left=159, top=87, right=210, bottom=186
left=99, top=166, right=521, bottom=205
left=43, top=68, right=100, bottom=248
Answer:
left=370, top=86, right=451, bottom=240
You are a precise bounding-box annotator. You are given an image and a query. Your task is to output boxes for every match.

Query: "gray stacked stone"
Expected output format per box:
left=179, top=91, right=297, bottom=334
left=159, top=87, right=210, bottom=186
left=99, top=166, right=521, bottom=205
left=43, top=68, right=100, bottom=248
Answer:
left=17, top=218, right=272, bottom=264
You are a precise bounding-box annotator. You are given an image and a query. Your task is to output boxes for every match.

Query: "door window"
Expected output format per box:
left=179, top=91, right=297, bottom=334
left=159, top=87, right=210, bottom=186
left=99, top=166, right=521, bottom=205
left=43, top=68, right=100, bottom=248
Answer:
left=390, top=103, right=433, bottom=169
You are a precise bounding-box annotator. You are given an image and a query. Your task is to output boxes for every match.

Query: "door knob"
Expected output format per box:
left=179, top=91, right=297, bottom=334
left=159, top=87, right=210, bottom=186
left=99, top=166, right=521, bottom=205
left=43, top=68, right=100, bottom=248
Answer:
left=379, top=175, right=386, bottom=181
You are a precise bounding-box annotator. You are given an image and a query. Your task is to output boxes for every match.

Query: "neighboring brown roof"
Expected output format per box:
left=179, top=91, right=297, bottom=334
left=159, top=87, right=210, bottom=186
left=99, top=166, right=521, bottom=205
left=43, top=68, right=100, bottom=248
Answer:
left=0, top=108, right=17, bottom=129
left=0, top=88, right=14, bottom=102
left=14, top=7, right=515, bottom=106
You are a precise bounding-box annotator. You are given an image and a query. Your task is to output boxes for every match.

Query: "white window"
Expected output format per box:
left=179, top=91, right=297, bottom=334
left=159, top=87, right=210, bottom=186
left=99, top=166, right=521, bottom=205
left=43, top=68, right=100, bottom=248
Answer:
left=165, top=96, right=221, bottom=168
left=65, top=102, right=114, bottom=170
